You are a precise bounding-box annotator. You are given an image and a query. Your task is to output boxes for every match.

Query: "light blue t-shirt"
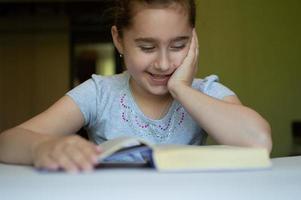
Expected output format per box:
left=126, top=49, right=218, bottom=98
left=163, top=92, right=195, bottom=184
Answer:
left=67, top=71, right=235, bottom=148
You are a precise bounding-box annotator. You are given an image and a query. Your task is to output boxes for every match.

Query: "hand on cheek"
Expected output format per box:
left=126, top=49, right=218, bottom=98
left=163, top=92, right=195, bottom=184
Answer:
left=167, top=29, right=199, bottom=95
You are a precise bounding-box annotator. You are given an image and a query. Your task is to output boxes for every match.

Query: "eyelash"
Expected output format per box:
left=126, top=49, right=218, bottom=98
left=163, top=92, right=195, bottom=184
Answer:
left=140, top=46, right=155, bottom=53
left=139, top=45, right=186, bottom=53
left=171, top=45, right=186, bottom=50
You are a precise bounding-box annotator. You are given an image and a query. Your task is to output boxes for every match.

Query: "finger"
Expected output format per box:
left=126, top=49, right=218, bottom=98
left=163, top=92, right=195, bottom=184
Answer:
left=193, top=29, right=199, bottom=66
left=64, top=145, right=94, bottom=172
left=50, top=149, right=79, bottom=173
left=58, top=156, right=79, bottom=173
left=67, top=135, right=102, bottom=154
left=189, top=29, right=197, bottom=58
left=181, top=32, right=196, bottom=67
left=79, top=138, right=102, bottom=154
left=64, top=136, right=101, bottom=170
left=194, top=29, right=199, bottom=49
left=75, top=138, right=102, bottom=164
left=34, top=155, right=59, bottom=171
left=78, top=144, right=101, bottom=165
left=71, top=138, right=101, bottom=165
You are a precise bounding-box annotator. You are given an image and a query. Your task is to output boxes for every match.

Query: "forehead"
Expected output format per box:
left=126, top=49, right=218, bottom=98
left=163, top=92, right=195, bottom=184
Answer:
left=124, top=4, right=191, bottom=40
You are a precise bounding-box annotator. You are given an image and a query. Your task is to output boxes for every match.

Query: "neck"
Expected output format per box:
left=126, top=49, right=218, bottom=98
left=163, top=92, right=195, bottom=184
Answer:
left=129, top=77, right=172, bottom=104
left=129, top=77, right=173, bottom=119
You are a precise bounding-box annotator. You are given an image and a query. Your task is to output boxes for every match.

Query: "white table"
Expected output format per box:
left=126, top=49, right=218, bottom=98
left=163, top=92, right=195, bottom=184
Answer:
left=1, top=156, right=301, bottom=200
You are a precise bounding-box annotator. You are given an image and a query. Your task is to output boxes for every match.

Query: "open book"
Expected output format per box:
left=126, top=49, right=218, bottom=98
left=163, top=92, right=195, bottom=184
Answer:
left=96, top=136, right=272, bottom=172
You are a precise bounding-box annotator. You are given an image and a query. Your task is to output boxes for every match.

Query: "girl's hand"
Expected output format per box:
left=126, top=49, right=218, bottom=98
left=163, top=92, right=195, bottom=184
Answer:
left=32, top=135, right=101, bottom=173
left=168, top=29, right=199, bottom=96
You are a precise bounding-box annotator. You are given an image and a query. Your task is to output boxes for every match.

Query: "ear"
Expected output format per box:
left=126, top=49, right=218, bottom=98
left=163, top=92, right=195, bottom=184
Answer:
left=111, top=26, right=124, bottom=55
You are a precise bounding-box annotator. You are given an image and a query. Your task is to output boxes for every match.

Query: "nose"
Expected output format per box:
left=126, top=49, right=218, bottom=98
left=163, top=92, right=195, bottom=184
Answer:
left=154, top=51, right=171, bottom=71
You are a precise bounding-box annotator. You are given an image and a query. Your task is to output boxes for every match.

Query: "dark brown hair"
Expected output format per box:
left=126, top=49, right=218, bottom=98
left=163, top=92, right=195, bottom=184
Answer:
left=114, top=0, right=196, bottom=37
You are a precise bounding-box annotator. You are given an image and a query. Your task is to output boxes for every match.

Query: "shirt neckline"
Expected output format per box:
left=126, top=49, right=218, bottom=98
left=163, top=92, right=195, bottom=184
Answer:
left=123, top=71, right=177, bottom=123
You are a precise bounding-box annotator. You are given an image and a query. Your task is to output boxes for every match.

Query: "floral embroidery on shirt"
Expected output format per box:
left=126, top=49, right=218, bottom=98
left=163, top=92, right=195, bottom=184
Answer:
left=119, top=93, right=185, bottom=142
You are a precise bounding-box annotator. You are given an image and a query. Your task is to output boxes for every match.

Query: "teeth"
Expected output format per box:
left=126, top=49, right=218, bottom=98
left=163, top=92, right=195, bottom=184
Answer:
left=151, top=73, right=168, bottom=78
left=153, top=75, right=165, bottom=78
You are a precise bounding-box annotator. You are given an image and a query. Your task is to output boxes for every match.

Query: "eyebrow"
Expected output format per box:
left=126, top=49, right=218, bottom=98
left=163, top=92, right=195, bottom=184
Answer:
left=134, top=36, right=190, bottom=43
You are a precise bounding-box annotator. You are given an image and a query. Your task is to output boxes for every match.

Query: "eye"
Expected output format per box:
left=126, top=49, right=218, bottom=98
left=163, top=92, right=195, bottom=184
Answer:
left=170, top=44, right=186, bottom=51
left=139, top=46, right=156, bottom=53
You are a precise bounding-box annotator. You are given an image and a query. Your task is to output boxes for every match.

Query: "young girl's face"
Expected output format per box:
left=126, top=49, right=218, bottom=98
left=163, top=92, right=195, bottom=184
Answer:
left=114, top=3, right=193, bottom=96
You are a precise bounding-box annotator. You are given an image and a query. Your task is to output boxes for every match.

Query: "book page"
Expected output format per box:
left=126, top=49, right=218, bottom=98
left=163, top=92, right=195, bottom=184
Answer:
left=152, top=145, right=271, bottom=172
left=97, top=136, right=151, bottom=163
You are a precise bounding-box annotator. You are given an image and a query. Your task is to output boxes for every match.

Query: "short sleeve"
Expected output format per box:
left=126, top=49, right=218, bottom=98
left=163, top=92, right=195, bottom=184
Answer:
left=66, top=75, right=101, bottom=127
left=193, top=75, right=236, bottom=100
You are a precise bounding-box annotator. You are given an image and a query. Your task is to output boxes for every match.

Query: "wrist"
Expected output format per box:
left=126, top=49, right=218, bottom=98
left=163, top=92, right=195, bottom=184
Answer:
left=30, top=133, right=54, bottom=163
left=168, top=81, right=190, bottom=99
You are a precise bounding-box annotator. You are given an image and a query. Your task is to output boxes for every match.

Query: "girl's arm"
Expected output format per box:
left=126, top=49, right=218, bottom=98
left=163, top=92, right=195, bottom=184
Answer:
left=168, top=29, right=272, bottom=152
left=0, top=96, right=101, bottom=172
left=170, top=84, right=272, bottom=152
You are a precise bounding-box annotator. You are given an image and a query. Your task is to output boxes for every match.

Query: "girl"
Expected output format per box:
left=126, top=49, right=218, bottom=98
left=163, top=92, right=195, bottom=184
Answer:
left=0, top=0, right=272, bottom=172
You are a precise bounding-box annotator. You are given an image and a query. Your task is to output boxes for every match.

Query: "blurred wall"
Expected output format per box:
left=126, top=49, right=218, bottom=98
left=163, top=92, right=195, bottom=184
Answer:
left=196, top=0, right=301, bottom=157
left=0, top=17, right=69, bottom=131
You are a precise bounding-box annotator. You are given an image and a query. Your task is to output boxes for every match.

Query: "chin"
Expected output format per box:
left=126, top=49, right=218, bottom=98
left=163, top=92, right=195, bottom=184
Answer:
left=148, top=86, right=170, bottom=96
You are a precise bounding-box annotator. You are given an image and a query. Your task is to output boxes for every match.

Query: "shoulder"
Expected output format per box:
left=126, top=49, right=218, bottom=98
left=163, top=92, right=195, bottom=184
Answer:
left=67, top=72, right=127, bottom=97
left=90, top=71, right=129, bottom=91
left=91, top=71, right=127, bottom=86
left=192, top=74, right=236, bottom=100
left=65, top=72, right=129, bottom=126
left=192, top=74, right=219, bottom=91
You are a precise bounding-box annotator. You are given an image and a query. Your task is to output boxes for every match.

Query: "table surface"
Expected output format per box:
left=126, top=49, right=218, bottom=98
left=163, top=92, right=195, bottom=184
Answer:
left=1, top=156, right=301, bottom=200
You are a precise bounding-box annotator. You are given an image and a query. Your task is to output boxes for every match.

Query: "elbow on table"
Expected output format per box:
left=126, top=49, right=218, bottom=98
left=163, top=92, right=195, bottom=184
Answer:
left=251, top=124, right=273, bottom=154
left=256, top=134, right=272, bottom=155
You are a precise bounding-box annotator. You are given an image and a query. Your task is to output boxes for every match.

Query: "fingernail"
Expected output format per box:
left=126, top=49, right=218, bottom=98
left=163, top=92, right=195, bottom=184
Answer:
left=85, top=166, right=93, bottom=172
left=50, top=163, right=59, bottom=170
left=80, top=164, right=93, bottom=173
left=65, top=167, right=79, bottom=174
left=95, top=146, right=102, bottom=152
left=67, top=168, right=79, bottom=174
left=91, top=156, right=99, bottom=164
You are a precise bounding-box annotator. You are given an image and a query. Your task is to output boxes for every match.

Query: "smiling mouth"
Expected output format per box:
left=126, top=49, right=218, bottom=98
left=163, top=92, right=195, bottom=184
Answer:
left=150, top=73, right=171, bottom=78
left=148, top=72, right=172, bottom=85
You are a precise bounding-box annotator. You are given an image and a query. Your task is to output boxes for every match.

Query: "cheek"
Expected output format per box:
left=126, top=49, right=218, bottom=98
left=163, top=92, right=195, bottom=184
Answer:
left=125, top=51, right=156, bottom=68
left=124, top=52, right=155, bottom=72
left=171, top=49, right=189, bottom=67
left=126, top=55, right=150, bottom=67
